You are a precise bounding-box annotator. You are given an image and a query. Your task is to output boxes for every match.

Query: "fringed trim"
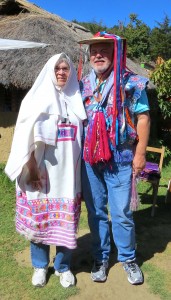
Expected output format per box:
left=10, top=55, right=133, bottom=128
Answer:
left=130, top=174, right=139, bottom=211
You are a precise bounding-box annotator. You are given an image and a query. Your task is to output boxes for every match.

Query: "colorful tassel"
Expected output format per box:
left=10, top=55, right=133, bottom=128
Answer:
left=130, top=173, right=139, bottom=211
left=83, top=111, right=111, bottom=165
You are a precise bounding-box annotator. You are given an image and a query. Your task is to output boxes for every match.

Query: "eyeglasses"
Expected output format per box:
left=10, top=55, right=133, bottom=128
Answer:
left=54, top=67, right=70, bottom=73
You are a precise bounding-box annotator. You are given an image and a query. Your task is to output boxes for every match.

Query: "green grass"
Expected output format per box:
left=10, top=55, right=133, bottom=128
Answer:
left=0, top=162, right=171, bottom=300
left=142, top=263, right=171, bottom=300
left=135, top=161, right=171, bottom=300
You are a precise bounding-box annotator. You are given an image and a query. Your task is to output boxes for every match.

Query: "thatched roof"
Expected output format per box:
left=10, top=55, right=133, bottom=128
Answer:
left=126, top=58, right=156, bottom=89
left=0, top=0, right=155, bottom=90
left=0, top=0, right=92, bottom=89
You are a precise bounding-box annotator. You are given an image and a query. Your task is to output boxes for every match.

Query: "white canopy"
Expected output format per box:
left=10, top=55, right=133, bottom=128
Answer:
left=0, top=38, right=49, bottom=50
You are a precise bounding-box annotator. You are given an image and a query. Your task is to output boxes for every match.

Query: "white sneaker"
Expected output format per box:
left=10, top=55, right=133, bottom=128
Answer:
left=32, top=267, right=48, bottom=287
left=55, top=270, right=75, bottom=288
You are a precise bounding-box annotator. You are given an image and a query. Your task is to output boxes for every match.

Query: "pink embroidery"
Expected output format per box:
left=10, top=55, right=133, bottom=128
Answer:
left=57, top=124, right=77, bottom=141
left=16, top=190, right=81, bottom=248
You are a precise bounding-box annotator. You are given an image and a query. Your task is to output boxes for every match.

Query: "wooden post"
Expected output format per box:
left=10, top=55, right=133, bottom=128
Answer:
left=165, top=179, right=171, bottom=204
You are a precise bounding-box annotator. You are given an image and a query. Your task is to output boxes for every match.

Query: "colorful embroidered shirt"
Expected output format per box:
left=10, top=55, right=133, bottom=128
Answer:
left=80, top=70, right=149, bottom=164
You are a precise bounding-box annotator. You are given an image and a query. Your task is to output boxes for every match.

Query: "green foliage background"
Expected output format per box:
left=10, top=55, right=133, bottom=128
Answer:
left=73, top=14, right=171, bottom=62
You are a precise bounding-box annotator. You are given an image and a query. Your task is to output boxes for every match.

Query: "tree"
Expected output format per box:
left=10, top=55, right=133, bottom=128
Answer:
left=150, top=59, right=171, bottom=119
left=150, top=16, right=171, bottom=61
left=123, top=14, right=151, bottom=60
left=73, top=14, right=171, bottom=63
left=72, top=19, right=107, bottom=34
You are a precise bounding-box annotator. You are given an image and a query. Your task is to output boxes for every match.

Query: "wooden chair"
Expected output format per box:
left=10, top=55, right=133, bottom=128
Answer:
left=139, top=146, right=165, bottom=216
left=165, top=179, right=171, bottom=204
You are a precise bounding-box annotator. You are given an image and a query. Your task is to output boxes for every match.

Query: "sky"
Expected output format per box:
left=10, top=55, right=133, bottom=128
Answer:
left=29, top=0, right=171, bottom=29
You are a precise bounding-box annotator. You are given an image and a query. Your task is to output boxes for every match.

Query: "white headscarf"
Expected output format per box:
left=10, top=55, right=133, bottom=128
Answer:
left=16, top=53, right=86, bottom=121
left=5, top=53, right=87, bottom=180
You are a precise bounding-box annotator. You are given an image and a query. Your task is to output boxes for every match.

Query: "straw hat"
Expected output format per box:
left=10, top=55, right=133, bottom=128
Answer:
left=78, top=36, right=115, bottom=45
left=78, top=32, right=125, bottom=45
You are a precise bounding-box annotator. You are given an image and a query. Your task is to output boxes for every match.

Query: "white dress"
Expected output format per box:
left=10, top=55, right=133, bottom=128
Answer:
left=5, top=53, right=87, bottom=249
left=16, top=106, right=83, bottom=249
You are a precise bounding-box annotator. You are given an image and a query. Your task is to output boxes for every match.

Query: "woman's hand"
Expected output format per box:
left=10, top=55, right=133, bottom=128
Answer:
left=26, top=152, right=42, bottom=191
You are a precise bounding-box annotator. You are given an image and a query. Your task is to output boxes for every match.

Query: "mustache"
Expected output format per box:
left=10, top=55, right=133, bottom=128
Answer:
left=94, top=59, right=105, bottom=63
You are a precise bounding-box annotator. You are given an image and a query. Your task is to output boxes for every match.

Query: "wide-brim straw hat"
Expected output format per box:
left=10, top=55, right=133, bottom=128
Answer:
left=78, top=32, right=126, bottom=45
left=78, top=36, right=115, bottom=45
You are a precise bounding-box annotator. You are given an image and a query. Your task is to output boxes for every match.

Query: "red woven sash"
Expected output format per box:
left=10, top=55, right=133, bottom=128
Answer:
left=83, top=111, right=111, bottom=165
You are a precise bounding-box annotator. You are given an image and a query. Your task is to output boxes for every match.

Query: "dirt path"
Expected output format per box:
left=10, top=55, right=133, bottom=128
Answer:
left=68, top=265, right=160, bottom=300
left=15, top=229, right=162, bottom=300
left=69, top=229, right=161, bottom=300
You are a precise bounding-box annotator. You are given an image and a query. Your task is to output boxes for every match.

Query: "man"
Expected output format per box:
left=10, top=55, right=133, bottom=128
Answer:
left=78, top=32, right=150, bottom=285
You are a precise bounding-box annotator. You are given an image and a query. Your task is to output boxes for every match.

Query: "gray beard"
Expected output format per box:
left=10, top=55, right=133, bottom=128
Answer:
left=93, top=66, right=109, bottom=75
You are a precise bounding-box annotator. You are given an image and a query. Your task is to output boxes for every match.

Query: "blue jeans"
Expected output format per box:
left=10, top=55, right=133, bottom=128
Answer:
left=30, top=242, right=72, bottom=272
left=82, top=160, right=136, bottom=262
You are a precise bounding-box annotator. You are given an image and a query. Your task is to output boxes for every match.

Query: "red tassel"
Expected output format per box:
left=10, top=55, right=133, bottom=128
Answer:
left=77, top=44, right=83, bottom=81
left=83, top=111, right=111, bottom=165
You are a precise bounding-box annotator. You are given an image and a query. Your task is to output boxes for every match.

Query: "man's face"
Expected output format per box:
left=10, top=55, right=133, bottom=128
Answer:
left=90, top=42, right=113, bottom=76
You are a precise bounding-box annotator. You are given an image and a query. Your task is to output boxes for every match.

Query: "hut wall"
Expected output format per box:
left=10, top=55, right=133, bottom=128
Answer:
left=0, top=112, right=18, bottom=162
left=0, top=86, right=26, bottom=112
left=0, top=86, right=27, bottom=162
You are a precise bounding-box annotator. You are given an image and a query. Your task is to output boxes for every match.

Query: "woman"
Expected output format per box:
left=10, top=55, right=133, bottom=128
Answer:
left=5, top=53, right=87, bottom=288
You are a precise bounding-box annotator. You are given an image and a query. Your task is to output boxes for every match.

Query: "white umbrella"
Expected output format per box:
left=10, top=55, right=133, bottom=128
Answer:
left=0, top=38, right=49, bottom=50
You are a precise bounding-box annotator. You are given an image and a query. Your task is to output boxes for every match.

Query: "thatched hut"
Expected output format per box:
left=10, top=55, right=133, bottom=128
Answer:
left=0, top=0, right=93, bottom=89
left=0, top=0, right=93, bottom=161
left=0, top=0, right=156, bottom=162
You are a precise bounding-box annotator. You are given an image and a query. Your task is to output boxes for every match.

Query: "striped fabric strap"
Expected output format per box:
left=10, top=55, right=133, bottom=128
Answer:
left=97, top=32, right=126, bottom=147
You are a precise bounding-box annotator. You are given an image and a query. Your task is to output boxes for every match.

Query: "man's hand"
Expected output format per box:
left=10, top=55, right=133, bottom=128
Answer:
left=133, top=153, right=146, bottom=176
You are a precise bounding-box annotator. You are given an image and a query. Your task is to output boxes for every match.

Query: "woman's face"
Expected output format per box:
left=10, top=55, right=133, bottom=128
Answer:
left=54, top=61, right=70, bottom=87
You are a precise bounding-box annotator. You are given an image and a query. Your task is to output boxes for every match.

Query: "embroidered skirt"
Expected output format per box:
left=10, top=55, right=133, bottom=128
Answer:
left=16, top=190, right=81, bottom=249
